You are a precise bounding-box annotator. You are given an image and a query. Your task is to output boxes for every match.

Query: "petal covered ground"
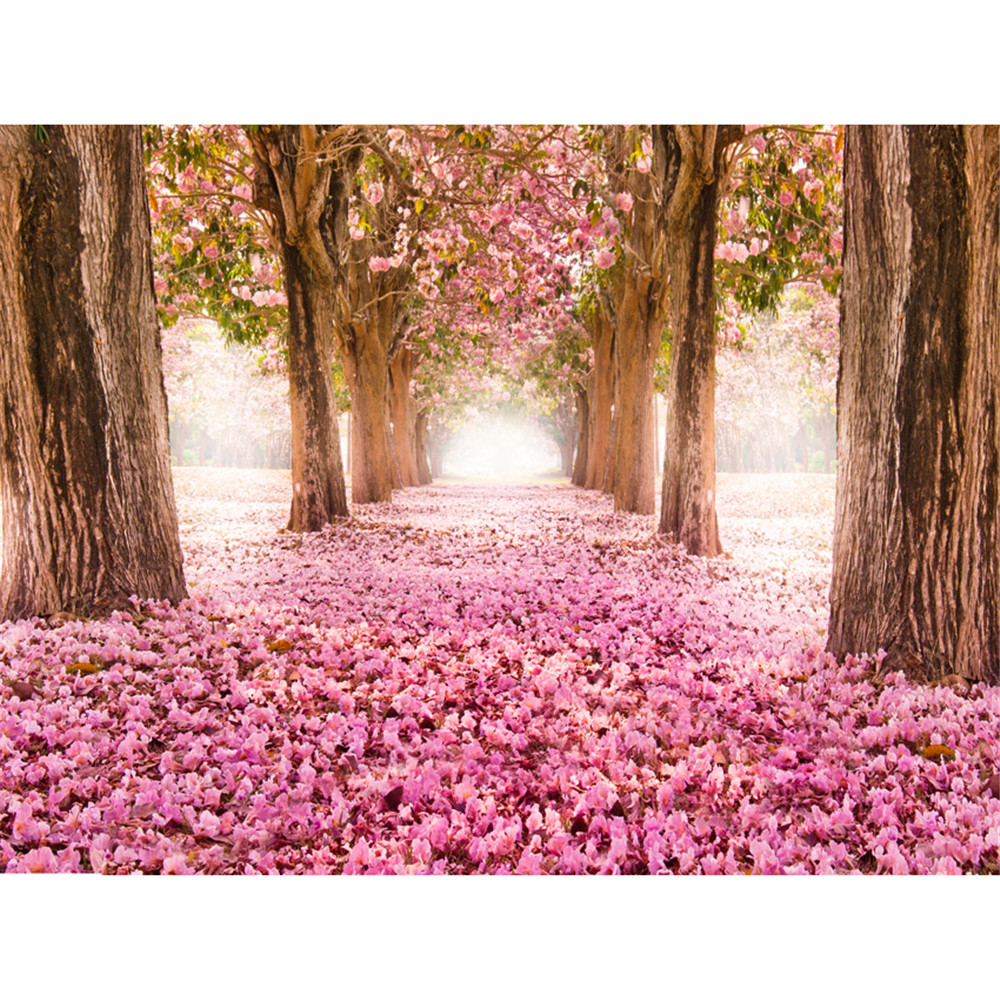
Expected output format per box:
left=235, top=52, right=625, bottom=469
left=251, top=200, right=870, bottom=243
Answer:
left=1, top=470, right=997, bottom=874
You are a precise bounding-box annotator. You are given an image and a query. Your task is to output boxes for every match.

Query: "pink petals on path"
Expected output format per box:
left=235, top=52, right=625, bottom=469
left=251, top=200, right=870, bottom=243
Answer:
left=1, top=469, right=997, bottom=874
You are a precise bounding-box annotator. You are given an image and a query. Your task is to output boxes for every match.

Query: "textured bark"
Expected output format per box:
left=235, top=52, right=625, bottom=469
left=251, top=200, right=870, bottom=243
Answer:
left=571, top=386, right=589, bottom=486
left=248, top=125, right=353, bottom=528
left=0, top=125, right=186, bottom=620
left=828, top=125, right=999, bottom=684
left=608, top=127, right=665, bottom=515
left=602, top=410, right=617, bottom=496
left=341, top=323, right=395, bottom=504
left=612, top=277, right=660, bottom=513
left=388, top=347, right=420, bottom=487
left=659, top=125, right=742, bottom=556
left=585, top=305, right=616, bottom=491
left=414, top=409, right=432, bottom=485
left=283, top=244, right=348, bottom=529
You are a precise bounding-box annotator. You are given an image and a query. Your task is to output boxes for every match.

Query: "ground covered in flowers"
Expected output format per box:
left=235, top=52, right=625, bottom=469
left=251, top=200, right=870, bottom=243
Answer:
left=2, top=470, right=997, bottom=874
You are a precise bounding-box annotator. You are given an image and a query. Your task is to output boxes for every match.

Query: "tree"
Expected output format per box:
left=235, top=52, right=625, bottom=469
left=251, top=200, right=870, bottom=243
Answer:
left=388, top=343, right=421, bottom=487
left=600, top=126, right=664, bottom=515
left=657, top=125, right=745, bottom=555
left=0, top=125, right=186, bottom=620
left=147, top=124, right=348, bottom=530
left=246, top=125, right=357, bottom=525
left=828, top=124, right=999, bottom=684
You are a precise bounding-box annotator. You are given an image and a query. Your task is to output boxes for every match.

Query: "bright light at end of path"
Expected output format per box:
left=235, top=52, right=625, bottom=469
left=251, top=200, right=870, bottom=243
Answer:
left=445, top=418, right=560, bottom=479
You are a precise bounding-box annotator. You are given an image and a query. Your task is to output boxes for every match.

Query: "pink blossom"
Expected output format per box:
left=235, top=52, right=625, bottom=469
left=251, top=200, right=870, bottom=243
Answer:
left=614, top=191, right=634, bottom=213
left=368, top=257, right=392, bottom=272
left=594, top=248, right=616, bottom=269
left=162, top=854, right=192, bottom=875
left=366, top=182, right=384, bottom=206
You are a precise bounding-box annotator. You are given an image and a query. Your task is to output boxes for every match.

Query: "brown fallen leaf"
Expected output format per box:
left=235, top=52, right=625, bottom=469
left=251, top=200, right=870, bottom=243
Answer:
left=921, top=744, right=956, bottom=762
left=987, top=773, right=999, bottom=798
left=10, top=681, right=42, bottom=700
left=267, top=639, right=293, bottom=654
left=383, top=786, right=404, bottom=811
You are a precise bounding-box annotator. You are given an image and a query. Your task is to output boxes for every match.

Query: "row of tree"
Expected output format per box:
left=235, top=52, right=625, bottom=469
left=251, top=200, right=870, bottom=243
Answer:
left=0, top=124, right=996, bottom=684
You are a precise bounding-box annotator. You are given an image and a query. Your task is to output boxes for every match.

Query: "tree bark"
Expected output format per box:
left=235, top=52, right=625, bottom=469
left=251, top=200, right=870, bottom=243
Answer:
left=585, top=306, right=615, bottom=491
left=388, top=347, right=420, bottom=487
left=659, top=125, right=741, bottom=556
left=828, top=124, right=999, bottom=684
left=603, top=409, right=617, bottom=495
left=606, top=127, right=664, bottom=516
left=612, top=272, right=660, bottom=513
left=248, top=125, right=354, bottom=528
left=0, top=125, right=186, bottom=620
left=283, top=243, right=348, bottom=529
left=414, top=408, right=432, bottom=485
left=340, top=296, right=397, bottom=504
left=571, top=385, right=589, bottom=486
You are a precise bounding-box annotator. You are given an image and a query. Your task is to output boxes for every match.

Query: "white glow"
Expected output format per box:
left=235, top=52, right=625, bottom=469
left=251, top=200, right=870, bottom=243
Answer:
left=444, top=417, right=560, bottom=479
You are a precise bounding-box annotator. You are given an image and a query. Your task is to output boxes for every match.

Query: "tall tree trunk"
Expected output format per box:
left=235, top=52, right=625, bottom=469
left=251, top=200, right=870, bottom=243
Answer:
left=341, top=321, right=395, bottom=504
left=283, top=244, right=348, bottom=530
left=603, top=409, right=617, bottom=495
left=414, top=409, right=432, bottom=485
left=572, top=386, right=590, bottom=486
left=388, top=347, right=420, bottom=487
left=585, top=308, right=615, bottom=491
left=0, top=125, right=186, bottom=620
left=828, top=124, right=999, bottom=684
left=659, top=125, right=739, bottom=557
left=612, top=272, right=660, bottom=513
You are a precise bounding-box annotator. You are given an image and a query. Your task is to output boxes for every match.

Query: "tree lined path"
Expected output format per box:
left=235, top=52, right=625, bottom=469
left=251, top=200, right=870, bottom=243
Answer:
left=0, top=122, right=997, bottom=877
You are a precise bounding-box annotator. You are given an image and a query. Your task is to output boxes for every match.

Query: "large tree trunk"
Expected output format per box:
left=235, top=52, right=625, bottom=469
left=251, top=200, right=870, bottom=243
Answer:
left=283, top=245, right=348, bottom=530
left=0, top=125, right=186, bottom=620
left=248, top=125, right=356, bottom=528
left=388, top=347, right=420, bottom=487
left=572, top=386, right=589, bottom=486
left=659, top=125, right=739, bottom=557
left=340, top=310, right=395, bottom=504
left=612, top=272, right=660, bottom=513
left=414, top=409, right=432, bottom=485
left=828, top=124, right=999, bottom=684
left=585, top=307, right=615, bottom=491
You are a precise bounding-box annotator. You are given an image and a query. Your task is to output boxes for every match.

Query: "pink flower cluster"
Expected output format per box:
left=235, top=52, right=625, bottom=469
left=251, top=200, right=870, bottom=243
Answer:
left=1, top=471, right=996, bottom=874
